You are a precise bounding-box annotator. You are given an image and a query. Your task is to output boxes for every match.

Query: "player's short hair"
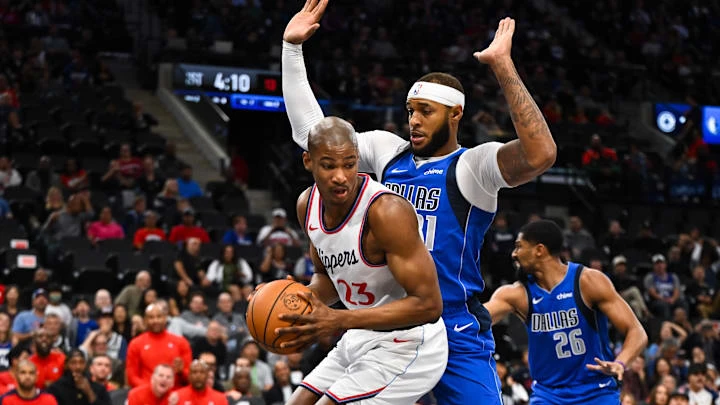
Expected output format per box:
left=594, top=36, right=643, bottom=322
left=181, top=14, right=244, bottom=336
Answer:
left=308, top=116, right=358, bottom=153
left=518, top=219, right=564, bottom=256
left=416, top=72, right=465, bottom=95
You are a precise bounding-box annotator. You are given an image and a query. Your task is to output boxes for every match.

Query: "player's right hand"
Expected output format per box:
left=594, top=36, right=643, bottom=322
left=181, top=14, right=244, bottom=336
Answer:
left=283, top=0, right=328, bottom=44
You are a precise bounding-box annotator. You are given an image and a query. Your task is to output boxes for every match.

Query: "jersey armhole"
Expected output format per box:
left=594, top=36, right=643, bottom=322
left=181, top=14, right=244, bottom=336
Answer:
left=573, top=264, right=600, bottom=331
left=446, top=154, right=472, bottom=233
left=357, top=191, right=392, bottom=268
left=303, top=186, right=316, bottom=234
left=523, top=282, right=533, bottom=326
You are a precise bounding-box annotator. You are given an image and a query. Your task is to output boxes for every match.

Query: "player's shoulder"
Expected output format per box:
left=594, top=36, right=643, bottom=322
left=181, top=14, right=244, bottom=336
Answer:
left=492, top=281, right=527, bottom=300
left=367, top=190, right=414, bottom=220
left=578, top=266, right=615, bottom=300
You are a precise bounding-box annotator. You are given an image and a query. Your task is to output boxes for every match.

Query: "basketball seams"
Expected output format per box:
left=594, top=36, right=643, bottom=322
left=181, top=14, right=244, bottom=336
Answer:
left=262, top=281, right=298, bottom=344
left=270, top=297, right=313, bottom=349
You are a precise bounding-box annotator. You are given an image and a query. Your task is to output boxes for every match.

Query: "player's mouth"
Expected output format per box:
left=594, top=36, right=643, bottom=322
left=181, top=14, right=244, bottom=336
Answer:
left=332, top=187, right=348, bottom=198
left=410, top=131, right=425, bottom=145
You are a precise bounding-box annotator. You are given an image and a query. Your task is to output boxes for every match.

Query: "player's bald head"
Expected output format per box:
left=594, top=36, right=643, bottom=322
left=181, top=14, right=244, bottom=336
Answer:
left=307, top=117, right=358, bottom=154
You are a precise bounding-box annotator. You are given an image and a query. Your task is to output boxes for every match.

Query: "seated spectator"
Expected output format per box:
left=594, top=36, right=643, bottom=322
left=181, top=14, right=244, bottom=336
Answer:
left=94, top=290, right=113, bottom=315
left=222, top=215, right=253, bottom=246
left=0, top=286, right=21, bottom=322
left=29, top=328, right=65, bottom=389
left=67, top=298, right=98, bottom=349
left=686, top=266, right=714, bottom=319
left=123, top=195, right=146, bottom=235
left=263, top=361, right=297, bottom=405
left=644, top=254, right=686, bottom=319
left=0, top=345, right=31, bottom=394
left=229, top=147, right=249, bottom=188
left=174, top=238, right=210, bottom=288
left=25, top=155, right=60, bottom=195
left=668, top=392, right=689, bottom=405
left=226, top=366, right=265, bottom=404
left=153, top=179, right=179, bottom=214
left=156, top=142, right=185, bottom=179
left=39, top=192, right=94, bottom=254
left=677, top=363, right=712, bottom=405
left=622, top=357, right=649, bottom=403
left=138, top=289, right=158, bottom=316
left=169, top=280, right=192, bottom=317
left=177, top=164, right=203, bottom=199
left=130, top=102, right=158, bottom=132
left=293, top=253, right=314, bottom=285
left=212, top=293, right=248, bottom=356
left=610, top=255, right=650, bottom=320
left=259, top=244, right=292, bottom=284
left=46, top=349, right=111, bottom=405
left=45, top=285, right=72, bottom=327
left=496, top=361, right=529, bottom=405
left=212, top=168, right=247, bottom=207
left=43, top=313, right=71, bottom=354
left=115, top=271, right=152, bottom=318
left=192, top=322, right=227, bottom=370
left=172, top=360, right=226, bottom=405
left=87, top=206, right=125, bottom=243
left=60, top=158, right=89, bottom=192
left=12, top=289, right=47, bottom=344
left=112, top=305, right=133, bottom=343
left=682, top=320, right=720, bottom=367
left=20, top=270, right=49, bottom=309
left=600, top=220, right=631, bottom=259
left=633, top=221, right=664, bottom=255
left=239, top=341, right=273, bottom=391
left=80, top=308, right=127, bottom=361
left=0, top=155, right=21, bottom=195
left=198, top=352, right=225, bottom=392
left=0, top=313, right=10, bottom=370
left=102, top=143, right=142, bottom=190
left=582, top=134, right=621, bottom=192
left=169, top=209, right=210, bottom=244
left=256, top=208, right=299, bottom=247
left=207, top=245, right=254, bottom=291
left=180, top=294, right=211, bottom=328
left=40, top=186, right=65, bottom=225
left=137, top=155, right=164, bottom=202
left=132, top=210, right=166, bottom=249
left=89, top=354, right=118, bottom=392
left=562, top=216, right=595, bottom=260
left=126, top=364, right=174, bottom=405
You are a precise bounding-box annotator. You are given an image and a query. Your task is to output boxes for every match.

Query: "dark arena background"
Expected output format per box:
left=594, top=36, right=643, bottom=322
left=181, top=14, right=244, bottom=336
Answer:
left=0, top=0, right=718, bottom=404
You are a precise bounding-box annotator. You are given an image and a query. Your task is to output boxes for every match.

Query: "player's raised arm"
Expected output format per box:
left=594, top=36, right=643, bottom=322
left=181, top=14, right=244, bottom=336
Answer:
left=581, top=269, right=648, bottom=381
left=484, top=282, right=528, bottom=325
left=474, top=18, right=557, bottom=187
left=296, top=188, right=340, bottom=306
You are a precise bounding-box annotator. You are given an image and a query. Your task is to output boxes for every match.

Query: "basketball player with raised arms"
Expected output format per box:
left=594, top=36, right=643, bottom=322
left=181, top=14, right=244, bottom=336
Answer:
left=282, top=1, right=556, bottom=403
left=276, top=116, right=448, bottom=405
left=484, top=220, right=648, bottom=405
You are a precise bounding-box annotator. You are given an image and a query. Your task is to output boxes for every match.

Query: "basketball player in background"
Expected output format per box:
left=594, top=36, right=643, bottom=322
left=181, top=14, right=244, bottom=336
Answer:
left=282, top=1, right=556, bottom=404
left=484, top=220, right=648, bottom=404
left=275, top=117, right=448, bottom=404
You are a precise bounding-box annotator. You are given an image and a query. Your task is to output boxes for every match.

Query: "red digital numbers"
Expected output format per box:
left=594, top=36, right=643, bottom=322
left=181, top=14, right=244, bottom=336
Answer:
left=337, top=279, right=376, bottom=306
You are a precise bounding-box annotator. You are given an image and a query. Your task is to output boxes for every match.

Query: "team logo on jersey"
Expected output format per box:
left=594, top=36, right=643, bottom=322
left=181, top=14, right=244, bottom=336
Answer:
left=556, top=292, right=573, bottom=300
left=283, top=293, right=302, bottom=311
left=316, top=247, right=359, bottom=274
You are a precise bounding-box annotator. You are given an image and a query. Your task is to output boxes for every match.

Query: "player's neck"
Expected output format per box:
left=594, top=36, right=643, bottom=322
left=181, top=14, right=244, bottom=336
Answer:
left=429, top=139, right=459, bottom=158
left=533, top=259, right=568, bottom=292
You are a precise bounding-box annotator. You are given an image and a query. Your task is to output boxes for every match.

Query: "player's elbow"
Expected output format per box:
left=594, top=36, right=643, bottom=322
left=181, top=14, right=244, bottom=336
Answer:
left=529, top=142, right=557, bottom=172
left=419, top=294, right=443, bottom=324
left=636, top=325, right=649, bottom=351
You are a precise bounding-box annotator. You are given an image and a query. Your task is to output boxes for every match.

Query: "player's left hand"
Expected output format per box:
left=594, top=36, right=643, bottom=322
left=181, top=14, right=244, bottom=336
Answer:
left=474, top=17, right=515, bottom=65
left=586, top=357, right=625, bottom=381
left=275, top=292, right=341, bottom=349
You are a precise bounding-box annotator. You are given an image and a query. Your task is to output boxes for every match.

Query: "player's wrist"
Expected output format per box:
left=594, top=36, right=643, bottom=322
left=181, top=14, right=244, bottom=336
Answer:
left=614, top=360, right=627, bottom=370
left=283, top=40, right=303, bottom=49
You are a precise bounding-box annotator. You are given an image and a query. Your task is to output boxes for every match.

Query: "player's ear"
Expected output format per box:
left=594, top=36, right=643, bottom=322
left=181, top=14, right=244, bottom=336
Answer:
left=302, top=151, right=312, bottom=172
left=450, top=105, right=463, bottom=123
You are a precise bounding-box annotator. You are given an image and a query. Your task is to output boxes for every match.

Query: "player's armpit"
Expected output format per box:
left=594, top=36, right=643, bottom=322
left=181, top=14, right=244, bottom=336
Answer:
left=485, top=282, right=527, bottom=325
left=580, top=269, right=648, bottom=365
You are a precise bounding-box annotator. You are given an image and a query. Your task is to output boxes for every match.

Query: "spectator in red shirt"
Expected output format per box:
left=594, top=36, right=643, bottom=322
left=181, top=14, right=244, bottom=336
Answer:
left=125, top=302, right=192, bottom=388
left=581, top=134, right=621, bottom=192
left=28, top=329, right=65, bottom=389
left=0, top=360, right=58, bottom=405
left=127, top=364, right=175, bottom=405
left=170, top=360, right=227, bottom=405
left=102, top=143, right=143, bottom=190
left=133, top=211, right=166, bottom=249
left=60, top=158, right=89, bottom=193
left=168, top=209, right=210, bottom=244
left=0, top=346, right=31, bottom=395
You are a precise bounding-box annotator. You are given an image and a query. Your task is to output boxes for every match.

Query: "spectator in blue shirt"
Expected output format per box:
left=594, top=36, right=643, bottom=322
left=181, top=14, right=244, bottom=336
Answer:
left=11, top=288, right=48, bottom=344
left=222, top=214, right=253, bottom=246
left=177, top=164, right=203, bottom=198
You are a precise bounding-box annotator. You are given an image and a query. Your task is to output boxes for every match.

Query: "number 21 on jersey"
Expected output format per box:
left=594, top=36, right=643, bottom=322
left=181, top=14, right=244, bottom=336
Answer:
left=417, top=214, right=437, bottom=251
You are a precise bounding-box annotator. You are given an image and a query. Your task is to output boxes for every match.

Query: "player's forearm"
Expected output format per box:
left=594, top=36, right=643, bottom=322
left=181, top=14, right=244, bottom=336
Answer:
left=491, top=58, right=556, bottom=173
left=339, top=295, right=441, bottom=331
left=307, top=274, right=339, bottom=306
left=616, top=324, right=648, bottom=366
left=282, top=41, right=325, bottom=150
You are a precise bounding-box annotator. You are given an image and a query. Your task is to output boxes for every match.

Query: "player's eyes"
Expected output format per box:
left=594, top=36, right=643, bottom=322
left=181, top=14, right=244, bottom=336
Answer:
left=344, top=163, right=355, bottom=169
left=407, top=109, right=414, bottom=115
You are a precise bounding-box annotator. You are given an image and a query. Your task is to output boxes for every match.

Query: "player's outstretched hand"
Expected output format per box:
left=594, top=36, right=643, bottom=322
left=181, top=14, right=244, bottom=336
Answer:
left=473, top=17, right=515, bottom=65
left=276, top=291, right=340, bottom=350
left=283, top=0, right=329, bottom=44
left=586, top=357, right=625, bottom=381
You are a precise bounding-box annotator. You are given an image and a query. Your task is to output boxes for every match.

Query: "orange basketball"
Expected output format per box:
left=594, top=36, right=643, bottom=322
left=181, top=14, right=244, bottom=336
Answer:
left=246, top=279, right=314, bottom=354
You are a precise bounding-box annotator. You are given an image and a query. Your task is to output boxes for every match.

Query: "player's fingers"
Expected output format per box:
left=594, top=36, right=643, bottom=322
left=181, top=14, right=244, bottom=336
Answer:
left=302, top=0, right=316, bottom=12
left=585, top=364, right=601, bottom=371
left=313, top=0, right=329, bottom=16
left=280, top=335, right=314, bottom=349
left=593, top=357, right=605, bottom=366
left=508, top=18, right=516, bottom=35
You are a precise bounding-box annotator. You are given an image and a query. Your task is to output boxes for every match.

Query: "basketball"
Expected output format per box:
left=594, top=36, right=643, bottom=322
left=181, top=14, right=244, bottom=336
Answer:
left=246, top=279, right=314, bottom=354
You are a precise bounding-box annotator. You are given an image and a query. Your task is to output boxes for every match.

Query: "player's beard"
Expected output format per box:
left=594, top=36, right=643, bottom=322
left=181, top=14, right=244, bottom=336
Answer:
left=513, top=259, right=530, bottom=283
left=412, top=120, right=451, bottom=157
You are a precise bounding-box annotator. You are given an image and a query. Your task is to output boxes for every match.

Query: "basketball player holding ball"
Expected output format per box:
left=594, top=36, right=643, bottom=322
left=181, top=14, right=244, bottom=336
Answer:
left=276, top=116, right=448, bottom=405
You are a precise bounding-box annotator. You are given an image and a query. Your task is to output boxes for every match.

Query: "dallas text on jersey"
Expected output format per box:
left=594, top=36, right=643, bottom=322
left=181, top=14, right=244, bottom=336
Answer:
left=530, top=308, right=580, bottom=333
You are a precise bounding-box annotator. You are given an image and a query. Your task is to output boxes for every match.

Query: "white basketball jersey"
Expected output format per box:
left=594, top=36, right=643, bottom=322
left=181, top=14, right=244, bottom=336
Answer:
left=305, top=174, right=408, bottom=310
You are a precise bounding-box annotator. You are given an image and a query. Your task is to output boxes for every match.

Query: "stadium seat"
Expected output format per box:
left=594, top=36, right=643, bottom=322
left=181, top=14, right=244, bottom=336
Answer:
left=115, top=252, right=152, bottom=284
left=189, top=196, right=216, bottom=212
left=200, top=242, right=223, bottom=261
left=74, top=268, right=115, bottom=294
left=198, top=210, right=228, bottom=229
left=220, top=195, right=250, bottom=216
left=3, top=248, right=39, bottom=285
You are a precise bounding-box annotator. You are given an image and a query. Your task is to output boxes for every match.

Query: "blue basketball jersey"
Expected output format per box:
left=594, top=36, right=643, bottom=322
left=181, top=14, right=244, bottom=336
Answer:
left=381, top=148, right=495, bottom=308
left=525, top=263, right=617, bottom=393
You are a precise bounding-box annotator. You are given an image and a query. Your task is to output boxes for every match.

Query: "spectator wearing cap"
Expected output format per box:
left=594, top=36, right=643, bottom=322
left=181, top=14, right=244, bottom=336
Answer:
left=25, top=155, right=61, bottom=195
left=20, top=269, right=49, bottom=309
left=177, top=165, right=203, bottom=199
left=256, top=208, right=299, bottom=247
left=11, top=288, right=48, bottom=344
left=115, top=271, right=152, bottom=318
left=43, top=313, right=71, bottom=354
left=80, top=307, right=127, bottom=361
left=644, top=254, right=686, bottom=320
left=0, top=345, right=30, bottom=394
left=67, top=298, right=98, bottom=349
left=562, top=216, right=595, bottom=260
left=677, top=363, right=713, bottom=405
left=87, top=206, right=125, bottom=244
left=46, top=349, right=111, bottom=405
left=168, top=208, right=210, bottom=244
left=29, top=328, right=66, bottom=389
left=132, top=210, right=166, bottom=249
left=610, top=255, right=650, bottom=320
left=45, top=285, right=72, bottom=327
left=222, top=215, right=253, bottom=246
